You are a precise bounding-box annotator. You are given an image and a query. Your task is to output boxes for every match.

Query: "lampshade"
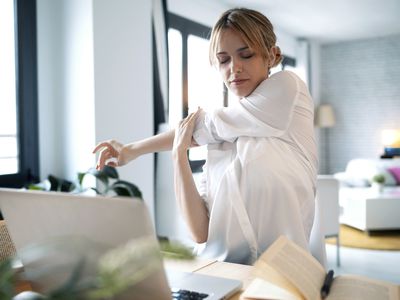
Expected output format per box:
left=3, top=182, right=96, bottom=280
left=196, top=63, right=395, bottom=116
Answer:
left=381, top=129, right=400, bottom=147
left=315, top=104, right=336, bottom=128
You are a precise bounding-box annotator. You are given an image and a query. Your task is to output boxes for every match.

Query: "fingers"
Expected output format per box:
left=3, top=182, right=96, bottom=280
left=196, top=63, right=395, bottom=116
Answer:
left=92, top=142, right=112, bottom=154
left=180, top=108, right=202, bottom=127
left=186, top=109, right=201, bottom=128
left=94, top=143, right=118, bottom=170
left=105, top=157, right=118, bottom=167
left=98, top=149, right=111, bottom=169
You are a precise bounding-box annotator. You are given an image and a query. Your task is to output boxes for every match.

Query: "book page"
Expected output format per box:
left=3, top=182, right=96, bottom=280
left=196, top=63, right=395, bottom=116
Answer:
left=257, top=236, right=326, bottom=300
left=253, top=260, right=304, bottom=299
left=241, top=278, right=302, bottom=300
left=327, top=275, right=400, bottom=300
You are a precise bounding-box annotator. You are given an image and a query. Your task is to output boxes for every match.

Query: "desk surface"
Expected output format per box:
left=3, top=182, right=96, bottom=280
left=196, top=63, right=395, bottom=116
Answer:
left=165, top=259, right=254, bottom=300
left=15, top=258, right=253, bottom=299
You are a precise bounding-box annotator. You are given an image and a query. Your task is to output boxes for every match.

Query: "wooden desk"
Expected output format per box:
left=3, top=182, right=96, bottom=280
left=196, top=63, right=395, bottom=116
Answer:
left=15, top=258, right=254, bottom=299
left=165, top=259, right=254, bottom=300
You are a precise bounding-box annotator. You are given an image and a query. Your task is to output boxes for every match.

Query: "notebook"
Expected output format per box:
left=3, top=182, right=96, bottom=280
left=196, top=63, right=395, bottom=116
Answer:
left=0, top=188, right=241, bottom=299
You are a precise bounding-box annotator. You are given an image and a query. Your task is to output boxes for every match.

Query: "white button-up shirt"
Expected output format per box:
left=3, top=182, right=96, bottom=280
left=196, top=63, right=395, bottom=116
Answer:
left=192, top=70, right=318, bottom=265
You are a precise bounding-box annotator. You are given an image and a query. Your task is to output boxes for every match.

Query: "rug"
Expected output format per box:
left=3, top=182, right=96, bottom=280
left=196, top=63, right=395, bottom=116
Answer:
left=326, top=225, right=400, bottom=251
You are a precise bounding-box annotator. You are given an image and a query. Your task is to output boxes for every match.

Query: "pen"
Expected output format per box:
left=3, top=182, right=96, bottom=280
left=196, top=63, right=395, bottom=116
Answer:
left=320, top=269, right=334, bottom=299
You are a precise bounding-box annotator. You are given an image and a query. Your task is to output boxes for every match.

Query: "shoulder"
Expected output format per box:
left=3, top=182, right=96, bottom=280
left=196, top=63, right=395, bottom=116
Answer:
left=251, top=70, right=300, bottom=100
left=268, top=70, right=301, bottom=88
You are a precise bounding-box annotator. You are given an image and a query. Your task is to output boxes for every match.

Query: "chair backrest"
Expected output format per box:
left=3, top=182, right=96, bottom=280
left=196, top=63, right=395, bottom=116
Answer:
left=316, top=176, right=340, bottom=236
left=0, top=220, right=17, bottom=262
left=309, top=190, right=327, bottom=269
left=309, top=176, right=340, bottom=269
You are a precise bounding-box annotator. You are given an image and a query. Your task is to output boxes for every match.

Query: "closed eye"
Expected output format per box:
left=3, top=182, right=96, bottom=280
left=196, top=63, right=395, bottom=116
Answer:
left=240, top=52, right=254, bottom=59
left=218, top=57, right=230, bottom=64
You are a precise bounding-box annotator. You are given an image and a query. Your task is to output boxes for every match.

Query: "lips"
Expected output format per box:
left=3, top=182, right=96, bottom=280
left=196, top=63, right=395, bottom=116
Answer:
left=229, top=78, right=249, bottom=85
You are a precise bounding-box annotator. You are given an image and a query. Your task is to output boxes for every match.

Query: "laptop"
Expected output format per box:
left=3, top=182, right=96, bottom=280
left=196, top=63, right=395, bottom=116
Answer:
left=0, top=188, right=242, bottom=299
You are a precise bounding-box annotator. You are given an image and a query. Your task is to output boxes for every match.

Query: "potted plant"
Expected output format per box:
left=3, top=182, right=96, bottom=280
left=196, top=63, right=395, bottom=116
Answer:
left=371, top=173, right=385, bottom=194
left=29, top=166, right=142, bottom=199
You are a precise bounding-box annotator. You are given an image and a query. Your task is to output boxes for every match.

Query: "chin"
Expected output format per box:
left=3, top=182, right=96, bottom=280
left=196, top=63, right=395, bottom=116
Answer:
left=235, top=89, right=252, bottom=98
left=229, top=84, right=256, bottom=98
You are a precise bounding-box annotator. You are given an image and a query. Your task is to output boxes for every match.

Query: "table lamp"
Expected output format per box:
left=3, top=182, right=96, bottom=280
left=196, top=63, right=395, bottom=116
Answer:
left=315, top=104, right=336, bottom=173
left=381, top=129, right=400, bottom=158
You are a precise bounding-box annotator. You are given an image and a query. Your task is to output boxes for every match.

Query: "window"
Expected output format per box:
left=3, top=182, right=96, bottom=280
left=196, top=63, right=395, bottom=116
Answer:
left=168, top=14, right=225, bottom=171
left=0, top=0, right=39, bottom=188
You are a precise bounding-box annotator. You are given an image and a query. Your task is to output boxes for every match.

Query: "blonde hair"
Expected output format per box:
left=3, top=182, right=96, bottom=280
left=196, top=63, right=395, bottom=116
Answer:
left=209, top=8, right=282, bottom=68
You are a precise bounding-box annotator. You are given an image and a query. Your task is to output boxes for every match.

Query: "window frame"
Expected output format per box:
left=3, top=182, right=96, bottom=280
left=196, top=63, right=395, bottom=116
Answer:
left=168, top=13, right=220, bottom=172
left=0, top=0, right=39, bottom=188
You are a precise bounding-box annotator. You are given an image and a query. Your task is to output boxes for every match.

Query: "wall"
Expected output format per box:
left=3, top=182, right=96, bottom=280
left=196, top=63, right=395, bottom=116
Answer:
left=37, top=0, right=95, bottom=181
left=320, top=34, right=400, bottom=173
left=92, top=0, right=154, bottom=217
left=37, top=0, right=155, bottom=218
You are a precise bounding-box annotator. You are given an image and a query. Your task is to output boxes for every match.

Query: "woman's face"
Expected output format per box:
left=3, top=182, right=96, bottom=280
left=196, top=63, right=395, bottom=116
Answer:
left=216, top=28, right=269, bottom=98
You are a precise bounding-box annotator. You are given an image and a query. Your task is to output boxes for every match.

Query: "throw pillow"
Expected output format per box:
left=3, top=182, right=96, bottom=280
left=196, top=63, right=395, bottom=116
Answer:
left=388, top=167, right=400, bottom=185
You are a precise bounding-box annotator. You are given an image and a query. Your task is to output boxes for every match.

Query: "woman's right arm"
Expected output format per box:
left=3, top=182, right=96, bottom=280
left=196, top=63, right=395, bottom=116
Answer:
left=93, top=129, right=175, bottom=170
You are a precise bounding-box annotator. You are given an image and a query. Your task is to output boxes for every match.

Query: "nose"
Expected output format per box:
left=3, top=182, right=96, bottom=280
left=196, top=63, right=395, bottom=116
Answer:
left=230, top=58, right=242, bottom=74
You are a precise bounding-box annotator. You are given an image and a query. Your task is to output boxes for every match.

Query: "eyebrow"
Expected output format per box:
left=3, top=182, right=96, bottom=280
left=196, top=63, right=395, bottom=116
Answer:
left=216, top=46, right=250, bottom=55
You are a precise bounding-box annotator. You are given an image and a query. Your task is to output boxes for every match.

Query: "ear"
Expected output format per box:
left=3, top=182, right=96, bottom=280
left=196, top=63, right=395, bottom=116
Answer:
left=268, top=46, right=278, bottom=67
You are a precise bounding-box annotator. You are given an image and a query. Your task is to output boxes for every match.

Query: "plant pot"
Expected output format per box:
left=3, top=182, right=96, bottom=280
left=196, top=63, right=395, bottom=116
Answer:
left=371, top=182, right=384, bottom=195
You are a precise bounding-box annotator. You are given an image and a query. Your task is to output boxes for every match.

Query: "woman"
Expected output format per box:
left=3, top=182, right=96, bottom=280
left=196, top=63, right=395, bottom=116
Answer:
left=93, top=8, right=318, bottom=265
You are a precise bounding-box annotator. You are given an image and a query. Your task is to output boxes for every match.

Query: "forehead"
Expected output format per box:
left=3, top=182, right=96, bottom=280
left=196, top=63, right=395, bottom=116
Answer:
left=216, top=28, right=249, bottom=52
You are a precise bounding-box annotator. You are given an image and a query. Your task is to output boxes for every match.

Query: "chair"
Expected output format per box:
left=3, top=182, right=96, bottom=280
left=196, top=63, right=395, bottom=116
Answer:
left=309, top=187, right=328, bottom=269
left=0, top=220, right=17, bottom=262
left=316, top=176, right=340, bottom=266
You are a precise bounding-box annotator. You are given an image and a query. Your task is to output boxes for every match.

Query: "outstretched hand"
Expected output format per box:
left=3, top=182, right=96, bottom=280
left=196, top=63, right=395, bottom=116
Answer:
left=92, top=140, right=128, bottom=170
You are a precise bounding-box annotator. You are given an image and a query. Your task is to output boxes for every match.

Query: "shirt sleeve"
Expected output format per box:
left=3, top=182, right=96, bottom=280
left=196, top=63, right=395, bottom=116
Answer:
left=192, top=71, right=299, bottom=145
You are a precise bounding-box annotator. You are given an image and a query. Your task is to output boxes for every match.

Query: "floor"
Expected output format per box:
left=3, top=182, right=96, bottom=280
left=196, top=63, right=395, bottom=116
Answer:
left=326, top=243, right=400, bottom=285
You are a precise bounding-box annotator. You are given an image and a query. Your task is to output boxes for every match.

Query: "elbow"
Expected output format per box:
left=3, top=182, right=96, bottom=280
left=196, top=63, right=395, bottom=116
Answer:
left=194, top=236, right=207, bottom=244
left=192, top=231, right=208, bottom=244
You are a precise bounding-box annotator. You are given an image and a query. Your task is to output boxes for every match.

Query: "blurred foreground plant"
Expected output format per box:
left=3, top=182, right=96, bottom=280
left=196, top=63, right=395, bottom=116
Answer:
left=1, top=236, right=194, bottom=299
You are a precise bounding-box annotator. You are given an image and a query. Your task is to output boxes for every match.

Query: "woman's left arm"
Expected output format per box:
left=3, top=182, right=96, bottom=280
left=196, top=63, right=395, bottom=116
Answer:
left=172, top=110, right=209, bottom=243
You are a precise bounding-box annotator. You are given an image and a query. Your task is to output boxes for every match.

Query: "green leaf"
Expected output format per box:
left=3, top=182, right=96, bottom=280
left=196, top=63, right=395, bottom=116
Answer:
left=48, top=175, right=75, bottom=192
left=90, top=187, right=101, bottom=195
left=110, top=180, right=142, bottom=199
left=102, top=166, right=119, bottom=179
left=61, top=180, right=75, bottom=193
left=48, top=175, right=60, bottom=191
left=77, top=172, right=86, bottom=186
left=0, top=259, right=16, bottom=299
left=159, top=240, right=195, bottom=260
left=28, top=184, right=46, bottom=191
left=87, top=168, right=109, bottom=187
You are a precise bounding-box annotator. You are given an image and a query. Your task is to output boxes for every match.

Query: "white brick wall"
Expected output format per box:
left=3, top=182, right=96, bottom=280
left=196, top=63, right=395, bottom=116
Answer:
left=320, top=34, right=400, bottom=173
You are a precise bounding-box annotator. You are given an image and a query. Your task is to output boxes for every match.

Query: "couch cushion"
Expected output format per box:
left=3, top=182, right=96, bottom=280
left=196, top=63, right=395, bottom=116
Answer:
left=342, top=158, right=400, bottom=186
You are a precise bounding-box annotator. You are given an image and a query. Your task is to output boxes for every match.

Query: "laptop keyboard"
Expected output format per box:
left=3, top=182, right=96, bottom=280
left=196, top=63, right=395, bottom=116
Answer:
left=171, top=288, right=209, bottom=299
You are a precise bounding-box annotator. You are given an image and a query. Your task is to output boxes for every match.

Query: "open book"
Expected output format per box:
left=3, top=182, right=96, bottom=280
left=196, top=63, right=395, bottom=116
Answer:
left=241, top=236, right=400, bottom=300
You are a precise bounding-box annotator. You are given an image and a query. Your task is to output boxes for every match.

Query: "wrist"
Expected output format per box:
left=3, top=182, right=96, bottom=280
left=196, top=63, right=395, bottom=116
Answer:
left=124, top=143, right=140, bottom=161
left=172, top=147, right=188, bottom=161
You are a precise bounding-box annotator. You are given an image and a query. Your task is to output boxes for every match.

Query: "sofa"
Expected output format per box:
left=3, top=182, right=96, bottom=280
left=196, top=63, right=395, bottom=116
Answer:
left=334, top=158, right=400, bottom=189
left=333, top=158, right=400, bottom=232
